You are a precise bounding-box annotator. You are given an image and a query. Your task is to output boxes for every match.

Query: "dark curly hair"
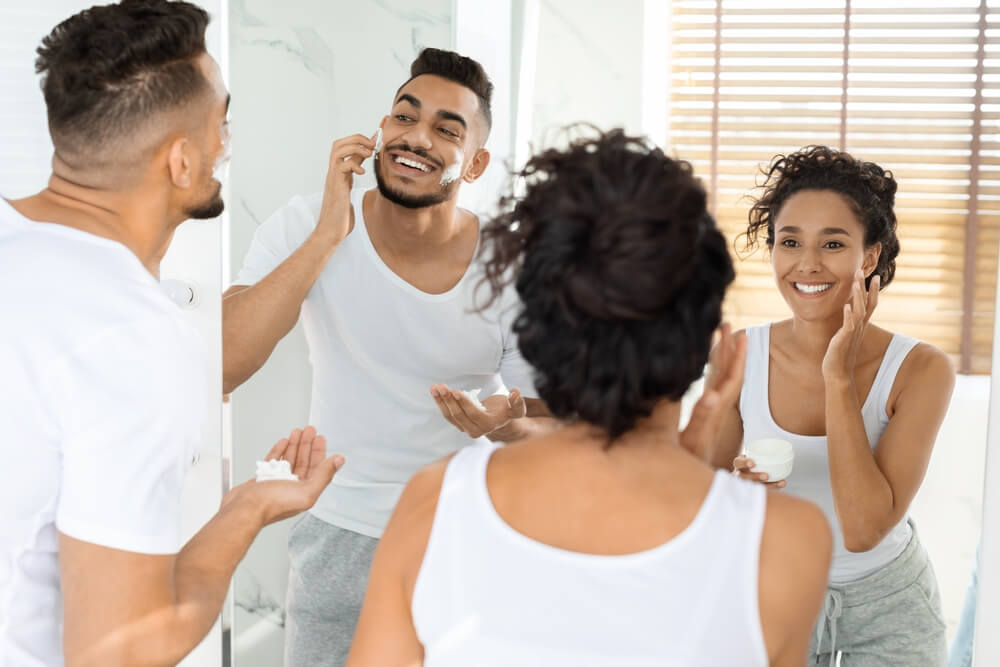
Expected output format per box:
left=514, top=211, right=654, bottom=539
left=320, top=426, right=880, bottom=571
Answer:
left=744, top=145, right=899, bottom=289
left=479, top=128, right=735, bottom=441
left=35, top=0, right=210, bottom=157
left=400, top=47, right=493, bottom=131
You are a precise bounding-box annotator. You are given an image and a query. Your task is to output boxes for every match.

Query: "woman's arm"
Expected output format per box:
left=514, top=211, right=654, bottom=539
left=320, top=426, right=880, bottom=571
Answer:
left=825, top=342, right=954, bottom=552
left=346, top=458, right=451, bottom=667
left=759, top=494, right=833, bottom=667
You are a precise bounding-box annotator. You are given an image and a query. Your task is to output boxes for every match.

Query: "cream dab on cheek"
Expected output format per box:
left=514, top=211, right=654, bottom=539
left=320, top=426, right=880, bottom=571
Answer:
left=213, top=123, right=232, bottom=181
left=439, top=161, right=462, bottom=185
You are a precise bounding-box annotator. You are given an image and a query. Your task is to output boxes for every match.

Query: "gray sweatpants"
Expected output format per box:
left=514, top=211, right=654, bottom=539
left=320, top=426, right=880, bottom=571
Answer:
left=284, top=514, right=379, bottom=667
left=810, top=523, right=946, bottom=666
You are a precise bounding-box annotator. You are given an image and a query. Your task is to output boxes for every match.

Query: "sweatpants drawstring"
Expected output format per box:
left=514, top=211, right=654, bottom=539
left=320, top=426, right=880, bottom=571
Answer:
left=815, top=589, right=843, bottom=666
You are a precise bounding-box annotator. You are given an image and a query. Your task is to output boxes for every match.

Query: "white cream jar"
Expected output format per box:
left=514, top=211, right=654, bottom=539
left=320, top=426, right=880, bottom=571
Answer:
left=745, top=438, right=794, bottom=483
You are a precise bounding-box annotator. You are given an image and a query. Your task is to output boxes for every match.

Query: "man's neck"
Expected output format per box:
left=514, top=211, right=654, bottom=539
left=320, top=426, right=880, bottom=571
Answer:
left=11, top=174, right=176, bottom=277
left=366, top=188, right=468, bottom=258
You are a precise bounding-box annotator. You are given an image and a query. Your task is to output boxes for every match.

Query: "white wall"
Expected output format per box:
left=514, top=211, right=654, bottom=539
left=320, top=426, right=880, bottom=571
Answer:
left=522, top=0, right=655, bottom=151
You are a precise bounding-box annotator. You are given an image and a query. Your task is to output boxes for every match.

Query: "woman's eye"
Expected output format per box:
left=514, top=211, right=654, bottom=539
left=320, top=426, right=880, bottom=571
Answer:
left=824, top=241, right=844, bottom=249
left=780, top=239, right=798, bottom=247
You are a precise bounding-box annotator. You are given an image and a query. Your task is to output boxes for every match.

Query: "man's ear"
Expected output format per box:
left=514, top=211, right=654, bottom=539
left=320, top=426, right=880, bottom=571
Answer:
left=463, top=148, right=490, bottom=183
left=166, top=137, right=192, bottom=189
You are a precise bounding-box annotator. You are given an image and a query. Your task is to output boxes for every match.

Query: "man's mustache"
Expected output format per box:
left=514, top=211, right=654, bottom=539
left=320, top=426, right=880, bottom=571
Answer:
left=383, top=143, right=443, bottom=169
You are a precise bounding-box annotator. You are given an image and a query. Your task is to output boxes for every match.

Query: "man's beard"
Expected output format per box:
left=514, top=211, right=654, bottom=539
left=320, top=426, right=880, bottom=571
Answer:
left=374, top=154, right=457, bottom=209
left=185, top=180, right=225, bottom=220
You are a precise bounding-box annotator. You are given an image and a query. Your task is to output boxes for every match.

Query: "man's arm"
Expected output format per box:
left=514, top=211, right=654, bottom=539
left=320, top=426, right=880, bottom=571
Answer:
left=61, top=429, right=343, bottom=667
left=223, top=133, right=375, bottom=393
left=486, top=397, right=557, bottom=441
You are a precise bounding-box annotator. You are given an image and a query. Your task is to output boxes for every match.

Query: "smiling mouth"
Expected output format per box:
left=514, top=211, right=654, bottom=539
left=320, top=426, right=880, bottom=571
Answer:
left=794, top=282, right=833, bottom=295
left=390, top=153, right=436, bottom=174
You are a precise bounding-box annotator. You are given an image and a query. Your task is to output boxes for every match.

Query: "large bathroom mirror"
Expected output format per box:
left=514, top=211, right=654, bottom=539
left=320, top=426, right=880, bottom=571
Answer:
left=221, top=0, right=997, bottom=665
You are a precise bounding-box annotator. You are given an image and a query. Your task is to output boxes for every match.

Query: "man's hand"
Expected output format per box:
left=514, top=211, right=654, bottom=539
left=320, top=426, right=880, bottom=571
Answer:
left=225, top=426, right=345, bottom=526
left=316, top=132, right=377, bottom=245
left=430, top=384, right=527, bottom=439
left=679, top=323, right=747, bottom=460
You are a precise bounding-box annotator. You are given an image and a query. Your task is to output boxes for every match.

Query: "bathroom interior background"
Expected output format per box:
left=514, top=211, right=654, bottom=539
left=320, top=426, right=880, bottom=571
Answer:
left=225, top=1, right=996, bottom=664
left=1, top=1, right=997, bottom=666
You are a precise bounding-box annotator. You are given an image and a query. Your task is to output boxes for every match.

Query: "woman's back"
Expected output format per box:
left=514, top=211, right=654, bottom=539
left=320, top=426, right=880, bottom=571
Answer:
left=409, top=434, right=816, bottom=666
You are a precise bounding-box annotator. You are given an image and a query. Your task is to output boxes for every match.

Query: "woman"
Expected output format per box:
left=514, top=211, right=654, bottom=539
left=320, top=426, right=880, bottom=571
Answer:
left=346, top=129, right=832, bottom=666
left=722, top=146, right=955, bottom=665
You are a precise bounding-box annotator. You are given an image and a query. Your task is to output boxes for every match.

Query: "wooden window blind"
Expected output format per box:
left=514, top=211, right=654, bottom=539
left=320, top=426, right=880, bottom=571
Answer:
left=669, top=0, right=999, bottom=373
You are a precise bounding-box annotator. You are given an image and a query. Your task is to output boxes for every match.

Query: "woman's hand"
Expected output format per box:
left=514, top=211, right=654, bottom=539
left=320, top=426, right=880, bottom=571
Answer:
left=732, top=454, right=787, bottom=489
left=822, top=269, right=880, bottom=383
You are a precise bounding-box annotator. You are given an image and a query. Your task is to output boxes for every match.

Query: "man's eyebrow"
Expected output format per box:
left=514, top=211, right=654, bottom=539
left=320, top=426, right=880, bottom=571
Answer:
left=436, top=109, right=467, bottom=129
left=394, top=93, right=421, bottom=108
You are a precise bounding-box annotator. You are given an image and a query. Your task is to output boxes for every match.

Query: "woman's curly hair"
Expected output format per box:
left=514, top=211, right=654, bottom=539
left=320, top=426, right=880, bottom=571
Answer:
left=478, top=128, right=734, bottom=441
left=744, top=145, right=900, bottom=290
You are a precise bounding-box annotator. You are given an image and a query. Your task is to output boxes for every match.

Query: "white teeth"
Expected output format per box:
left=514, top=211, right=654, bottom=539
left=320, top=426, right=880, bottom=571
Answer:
left=795, top=283, right=833, bottom=294
left=394, top=156, right=431, bottom=172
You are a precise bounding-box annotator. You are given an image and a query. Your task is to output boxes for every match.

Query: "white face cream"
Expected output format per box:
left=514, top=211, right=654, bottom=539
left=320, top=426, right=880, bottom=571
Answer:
left=461, top=389, right=485, bottom=411
left=255, top=459, right=299, bottom=482
left=439, top=161, right=462, bottom=185
left=745, top=438, right=794, bottom=482
left=213, top=120, right=232, bottom=182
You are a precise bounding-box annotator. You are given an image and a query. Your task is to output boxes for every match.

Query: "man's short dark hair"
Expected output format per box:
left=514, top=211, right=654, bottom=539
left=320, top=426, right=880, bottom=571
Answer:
left=35, top=0, right=210, bottom=156
left=404, top=47, right=494, bottom=131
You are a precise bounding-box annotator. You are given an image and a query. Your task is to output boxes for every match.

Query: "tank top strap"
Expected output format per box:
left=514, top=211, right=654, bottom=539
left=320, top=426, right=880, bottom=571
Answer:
left=436, top=441, right=501, bottom=516
left=739, top=323, right=772, bottom=427
left=865, top=333, right=920, bottom=420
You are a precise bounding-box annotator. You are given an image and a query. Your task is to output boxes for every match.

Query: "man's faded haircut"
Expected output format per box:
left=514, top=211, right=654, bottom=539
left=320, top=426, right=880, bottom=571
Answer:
left=400, top=47, right=494, bottom=132
left=35, top=0, right=210, bottom=158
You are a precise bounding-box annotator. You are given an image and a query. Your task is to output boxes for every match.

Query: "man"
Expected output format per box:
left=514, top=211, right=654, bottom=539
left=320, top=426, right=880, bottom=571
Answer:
left=223, top=48, right=552, bottom=664
left=0, top=2, right=341, bottom=665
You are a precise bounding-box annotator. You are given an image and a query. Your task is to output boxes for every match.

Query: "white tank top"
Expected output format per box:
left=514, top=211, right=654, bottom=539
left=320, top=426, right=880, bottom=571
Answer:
left=739, top=323, right=918, bottom=583
left=411, top=441, right=770, bottom=667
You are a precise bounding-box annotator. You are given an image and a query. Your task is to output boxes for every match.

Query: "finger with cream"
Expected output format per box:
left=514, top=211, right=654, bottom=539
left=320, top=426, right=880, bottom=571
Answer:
left=745, top=438, right=794, bottom=483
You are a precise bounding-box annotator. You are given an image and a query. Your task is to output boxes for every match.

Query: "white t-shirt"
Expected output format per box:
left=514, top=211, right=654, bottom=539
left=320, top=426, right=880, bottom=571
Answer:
left=0, top=198, right=206, bottom=667
left=235, top=189, right=537, bottom=537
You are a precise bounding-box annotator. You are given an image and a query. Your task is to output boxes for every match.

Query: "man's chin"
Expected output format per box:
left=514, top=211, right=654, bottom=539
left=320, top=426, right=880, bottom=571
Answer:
left=185, top=196, right=225, bottom=220
left=375, top=164, right=455, bottom=209
left=185, top=183, right=226, bottom=220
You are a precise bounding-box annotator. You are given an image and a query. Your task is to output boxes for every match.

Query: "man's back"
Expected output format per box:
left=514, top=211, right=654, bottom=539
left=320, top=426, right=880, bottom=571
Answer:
left=0, top=198, right=205, bottom=665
